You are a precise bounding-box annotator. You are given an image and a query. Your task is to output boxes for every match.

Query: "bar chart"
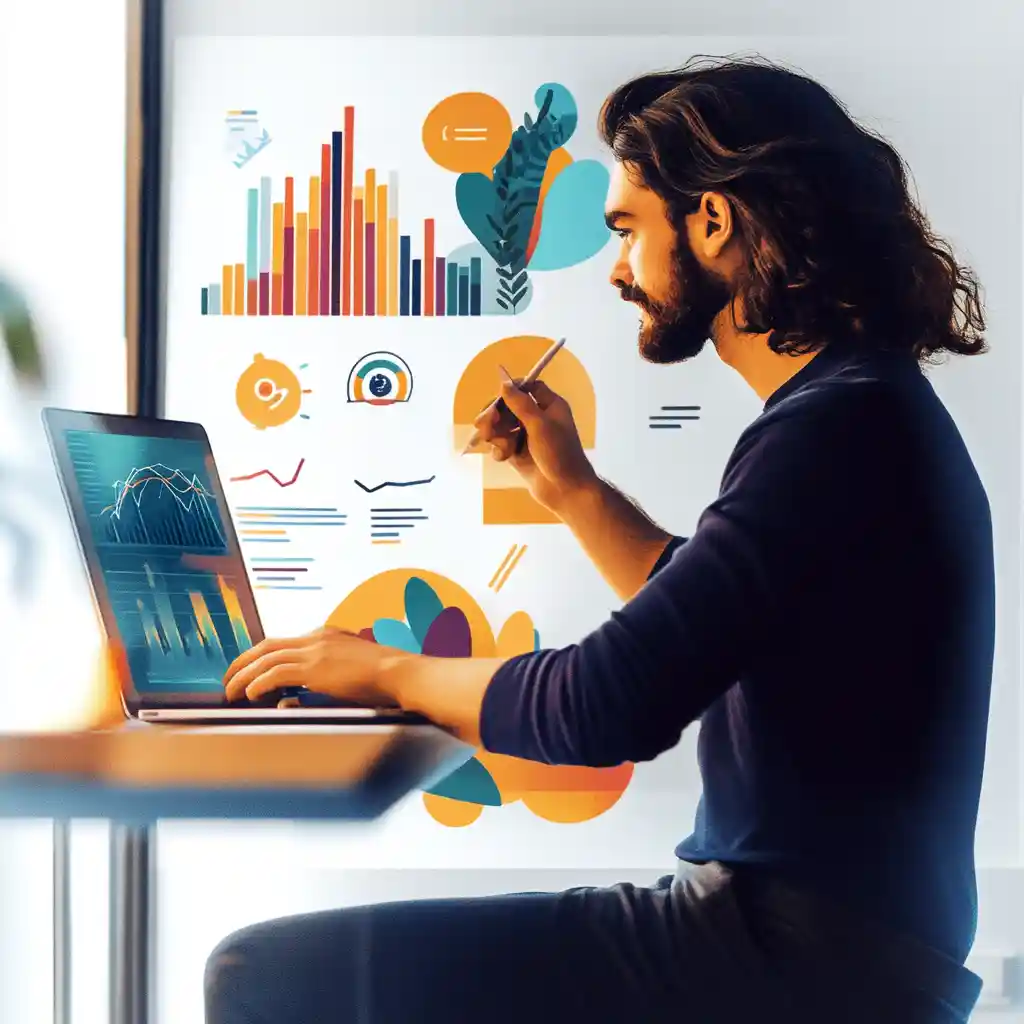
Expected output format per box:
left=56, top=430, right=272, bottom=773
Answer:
left=201, top=105, right=483, bottom=318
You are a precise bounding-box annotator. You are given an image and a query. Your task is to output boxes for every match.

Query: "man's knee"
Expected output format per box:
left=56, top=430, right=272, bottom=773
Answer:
left=203, top=923, right=265, bottom=1018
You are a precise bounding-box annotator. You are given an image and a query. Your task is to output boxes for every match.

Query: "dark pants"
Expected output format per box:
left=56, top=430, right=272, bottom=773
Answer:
left=204, top=861, right=981, bottom=1024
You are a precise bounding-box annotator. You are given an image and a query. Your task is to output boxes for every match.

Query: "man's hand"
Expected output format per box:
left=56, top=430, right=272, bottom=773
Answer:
left=473, top=379, right=598, bottom=513
left=223, top=627, right=395, bottom=705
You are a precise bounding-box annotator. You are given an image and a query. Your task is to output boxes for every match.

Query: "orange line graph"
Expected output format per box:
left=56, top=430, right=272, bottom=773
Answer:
left=101, top=469, right=214, bottom=514
left=229, top=458, right=306, bottom=487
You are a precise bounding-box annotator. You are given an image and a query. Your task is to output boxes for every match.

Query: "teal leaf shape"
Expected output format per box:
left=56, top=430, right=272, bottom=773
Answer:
left=404, top=576, right=444, bottom=647
left=534, top=628, right=541, bottom=652
left=372, top=618, right=421, bottom=653
left=527, top=159, right=612, bottom=271
left=455, top=172, right=503, bottom=262
left=534, top=82, right=578, bottom=142
left=425, top=756, right=502, bottom=806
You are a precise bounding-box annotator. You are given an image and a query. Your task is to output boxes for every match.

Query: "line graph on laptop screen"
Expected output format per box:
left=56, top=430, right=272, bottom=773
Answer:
left=64, top=429, right=255, bottom=693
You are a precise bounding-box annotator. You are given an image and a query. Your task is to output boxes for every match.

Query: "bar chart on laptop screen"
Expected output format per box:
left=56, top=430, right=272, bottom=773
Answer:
left=64, top=430, right=255, bottom=693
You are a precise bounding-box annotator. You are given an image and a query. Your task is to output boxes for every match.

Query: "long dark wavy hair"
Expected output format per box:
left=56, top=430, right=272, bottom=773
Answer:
left=598, top=54, right=986, bottom=363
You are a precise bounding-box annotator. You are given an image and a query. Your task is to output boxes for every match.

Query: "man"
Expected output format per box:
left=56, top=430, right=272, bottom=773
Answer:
left=208, top=55, right=994, bottom=1024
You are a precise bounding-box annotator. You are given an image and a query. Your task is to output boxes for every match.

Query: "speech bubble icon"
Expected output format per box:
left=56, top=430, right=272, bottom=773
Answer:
left=422, top=92, right=513, bottom=176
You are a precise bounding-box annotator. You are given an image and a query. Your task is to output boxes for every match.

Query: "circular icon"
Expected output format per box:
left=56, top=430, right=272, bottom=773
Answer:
left=235, top=353, right=303, bottom=429
left=347, top=351, right=412, bottom=406
left=422, top=92, right=513, bottom=175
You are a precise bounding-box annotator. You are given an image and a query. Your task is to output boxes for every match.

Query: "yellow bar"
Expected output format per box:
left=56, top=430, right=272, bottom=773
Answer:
left=309, top=176, right=320, bottom=227
left=376, top=184, right=388, bottom=315
left=296, top=213, right=308, bottom=316
left=364, top=169, right=376, bottom=222
left=221, top=265, right=233, bottom=315
left=272, top=203, right=284, bottom=274
left=388, top=217, right=399, bottom=318
left=233, top=264, right=245, bottom=316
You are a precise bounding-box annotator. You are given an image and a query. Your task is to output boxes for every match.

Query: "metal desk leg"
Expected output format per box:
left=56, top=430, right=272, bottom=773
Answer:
left=53, top=820, right=72, bottom=1024
left=109, top=824, right=155, bottom=1024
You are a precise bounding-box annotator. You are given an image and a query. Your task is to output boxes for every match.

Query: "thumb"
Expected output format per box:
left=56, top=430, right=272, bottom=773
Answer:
left=500, top=382, right=542, bottom=424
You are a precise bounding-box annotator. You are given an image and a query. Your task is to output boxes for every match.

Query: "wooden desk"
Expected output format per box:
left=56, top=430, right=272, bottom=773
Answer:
left=0, top=721, right=469, bottom=1024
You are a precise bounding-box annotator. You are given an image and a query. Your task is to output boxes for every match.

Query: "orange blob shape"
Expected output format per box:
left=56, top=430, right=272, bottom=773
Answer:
left=236, top=353, right=303, bottom=430
left=496, top=611, right=536, bottom=658
left=422, top=792, right=484, bottom=826
left=422, top=93, right=513, bottom=175
left=520, top=762, right=635, bottom=823
left=326, top=568, right=497, bottom=658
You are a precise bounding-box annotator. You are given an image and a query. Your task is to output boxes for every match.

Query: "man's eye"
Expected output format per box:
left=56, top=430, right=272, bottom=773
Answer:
left=615, top=229, right=631, bottom=239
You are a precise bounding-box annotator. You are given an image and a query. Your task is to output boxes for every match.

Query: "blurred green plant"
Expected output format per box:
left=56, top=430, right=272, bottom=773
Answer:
left=0, top=277, right=44, bottom=386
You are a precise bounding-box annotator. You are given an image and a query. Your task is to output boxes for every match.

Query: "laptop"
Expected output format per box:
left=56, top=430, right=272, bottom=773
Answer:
left=42, top=407, right=425, bottom=725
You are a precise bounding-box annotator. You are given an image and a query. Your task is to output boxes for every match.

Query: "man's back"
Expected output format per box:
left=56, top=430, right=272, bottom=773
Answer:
left=674, top=343, right=996, bottom=963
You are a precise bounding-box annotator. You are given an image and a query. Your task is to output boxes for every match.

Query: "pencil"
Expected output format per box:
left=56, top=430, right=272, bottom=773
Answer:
left=461, top=337, right=566, bottom=455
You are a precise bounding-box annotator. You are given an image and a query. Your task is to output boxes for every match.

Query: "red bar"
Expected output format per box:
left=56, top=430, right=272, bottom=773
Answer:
left=365, top=222, right=375, bottom=315
left=353, top=195, right=364, bottom=316
left=247, top=279, right=257, bottom=316
left=272, top=274, right=283, bottom=315
left=342, top=106, right=354, bottom=316
left=259, top=272, right=269, bottom=315
left=424, top=219, right=435, bottom=316
left=283, top=227, right=294, bottom=316
left=320, top=145, right=331, bottom=316
left=309, top=228, right=320, bottom=315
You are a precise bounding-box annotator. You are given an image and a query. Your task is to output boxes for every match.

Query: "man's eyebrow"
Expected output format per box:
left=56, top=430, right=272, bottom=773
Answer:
left=604, top=210, right=634, bottom=230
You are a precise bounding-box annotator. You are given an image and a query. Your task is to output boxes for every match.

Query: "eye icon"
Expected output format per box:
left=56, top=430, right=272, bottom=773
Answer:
left=347, top=351, right=413, bottom=406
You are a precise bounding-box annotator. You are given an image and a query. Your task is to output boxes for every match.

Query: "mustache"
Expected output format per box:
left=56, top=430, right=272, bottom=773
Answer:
left=618, top=284, right=655, bottom=310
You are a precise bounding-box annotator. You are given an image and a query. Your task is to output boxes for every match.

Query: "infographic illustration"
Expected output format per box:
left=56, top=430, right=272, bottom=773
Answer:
left=650, top=404, right=701, bottom=429
left=225, top=108, right=272, bottom=169
left=346, top=351, right=413, bottom=405
left=235, top=354, right=312, bottom=429
left=327, top=569, right=634, bottom=826
left=424, top=83, right=612, bottom=316
left=453, top=335, right=596, bottom=524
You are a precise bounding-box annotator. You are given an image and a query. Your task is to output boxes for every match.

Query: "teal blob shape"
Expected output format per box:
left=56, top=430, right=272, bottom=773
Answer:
left=455, top=173, right=501, bottom=261
left=447, top=241, right=533, bottom=315
left=528, top=160, right=612, bottom=271
left=534, top=82, right=578, bottom=144
left=372, top=618, right=421, bottom=653
left=404, top=576, right=444, bottom=647
left=533, top=628, right=541, bottom=652
left=425, top=756, right=503, bottom=806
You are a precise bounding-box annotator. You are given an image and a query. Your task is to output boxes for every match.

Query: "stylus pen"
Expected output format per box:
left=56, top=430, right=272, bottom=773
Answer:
left=460, top=336, right=566, bottom=455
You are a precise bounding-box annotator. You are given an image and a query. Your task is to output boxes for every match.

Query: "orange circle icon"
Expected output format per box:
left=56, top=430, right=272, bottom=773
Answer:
left=422, top=92, right=513, bottom=175
left=235, top=353, right=303, bottom=430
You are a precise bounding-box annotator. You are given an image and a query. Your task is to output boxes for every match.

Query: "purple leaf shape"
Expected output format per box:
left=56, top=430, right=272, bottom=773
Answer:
left=420, top=606, right=472, bottom=658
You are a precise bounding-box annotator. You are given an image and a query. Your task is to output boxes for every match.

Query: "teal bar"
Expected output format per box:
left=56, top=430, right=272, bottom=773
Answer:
left=246, top=189, right=259, bottom=280
left=446, top=263, right=458, bottom=316
left=201, top=287, right=209, bottom=315
left=259, top=177, right=272, bottom=274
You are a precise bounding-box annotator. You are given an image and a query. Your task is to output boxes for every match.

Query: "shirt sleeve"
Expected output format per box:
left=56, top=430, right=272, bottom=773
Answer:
left=647, top=535, right=688, bottom=580
left=478, top=382, right=894, bottom=767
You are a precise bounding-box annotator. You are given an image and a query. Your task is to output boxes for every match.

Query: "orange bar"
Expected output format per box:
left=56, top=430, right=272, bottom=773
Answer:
left=424, top=219, right=435, bottom=316
left=233, top=264, right=245, bottom=316
left=296, top=213, right=308, bottom=316
left=221, top=265, right=233, bottom=316
left=284, top=177, right=294, bottom=228
left=309, top=228, right=320, bottom=316
left=240, top=529, right=287, bottom=536
left=388, top=217, right=398, bottom=318
left=353, top=186, right=364, bottom=316
left=247, top=279, right=257, bottom=315
left=376, top=184, right=388, bottom=315
left=364, top=170, right=376, bottom=223
left=272, top=202, right=283, bottom=315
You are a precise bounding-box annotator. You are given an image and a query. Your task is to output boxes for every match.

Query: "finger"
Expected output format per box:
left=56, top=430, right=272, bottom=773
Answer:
left=499, top=382, right=542, bottom=424
left=524, top=379, right=564, bottom=412
left=489, top=435, right=518, bottom=462
left=224, top=635, right=310, bottom=685
left=472, top=400, right=500, bottom=434
left=244, top=663, right=307, bottom=703
left=224, top=646, right=307, bottom=701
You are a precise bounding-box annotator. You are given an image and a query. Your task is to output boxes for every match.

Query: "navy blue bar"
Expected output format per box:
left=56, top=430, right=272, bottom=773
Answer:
left=331, top=131, right=342, bottom=316
left=201, top=288, right=209, bottom=315
left=411, top=259, right=421, bottom=316
left=458, top=268, right=470, bottom=316
left=399, top=235, right=410, bottom=316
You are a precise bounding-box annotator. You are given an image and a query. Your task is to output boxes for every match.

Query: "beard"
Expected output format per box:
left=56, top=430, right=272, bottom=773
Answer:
left=620, top=238, right=732, bottom=364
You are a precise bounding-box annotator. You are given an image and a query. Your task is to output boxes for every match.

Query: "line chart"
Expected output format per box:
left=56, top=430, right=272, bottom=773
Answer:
left=230, top=458, right=306, bottom=487
left=354, top=474, right=435, bottom=493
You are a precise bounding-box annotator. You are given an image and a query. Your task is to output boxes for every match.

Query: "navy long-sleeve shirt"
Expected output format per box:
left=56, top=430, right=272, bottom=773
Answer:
left=480, top=343, right=995, bottom=963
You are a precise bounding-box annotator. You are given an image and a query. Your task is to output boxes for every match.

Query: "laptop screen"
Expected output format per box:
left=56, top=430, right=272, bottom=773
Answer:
left=43, top=409, right=264, bottom=708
